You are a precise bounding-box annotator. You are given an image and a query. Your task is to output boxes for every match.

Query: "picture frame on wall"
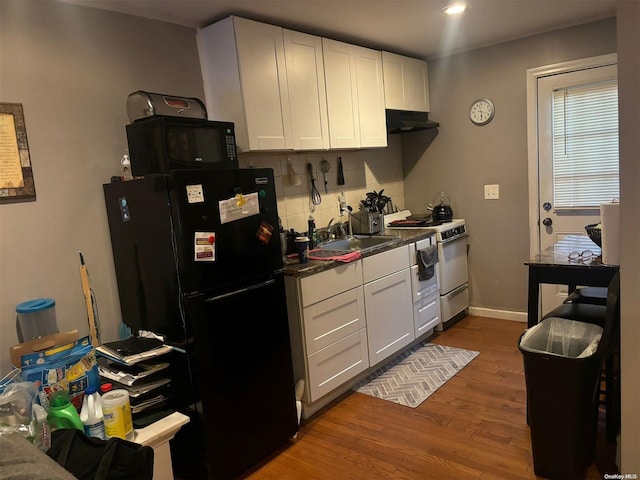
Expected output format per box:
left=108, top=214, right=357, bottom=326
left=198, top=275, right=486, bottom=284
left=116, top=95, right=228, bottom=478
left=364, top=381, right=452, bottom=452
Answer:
left=0, top=102, right=36, bottom=203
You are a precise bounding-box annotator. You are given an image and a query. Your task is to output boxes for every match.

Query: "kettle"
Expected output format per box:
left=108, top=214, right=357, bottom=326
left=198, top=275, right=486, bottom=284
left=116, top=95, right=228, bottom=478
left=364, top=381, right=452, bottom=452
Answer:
left=427, top=192, right=454, bottom=221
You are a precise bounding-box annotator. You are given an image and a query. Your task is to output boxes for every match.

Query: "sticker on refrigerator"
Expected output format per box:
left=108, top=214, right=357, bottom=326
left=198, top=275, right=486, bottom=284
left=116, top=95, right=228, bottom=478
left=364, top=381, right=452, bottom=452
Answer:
left=256, top=220, right=274, bottom=245
left=219, top=192, right=259, bottom=224
left=186, top=184, right=205, bottom=204
left=194, top=232, right=216, bottom=262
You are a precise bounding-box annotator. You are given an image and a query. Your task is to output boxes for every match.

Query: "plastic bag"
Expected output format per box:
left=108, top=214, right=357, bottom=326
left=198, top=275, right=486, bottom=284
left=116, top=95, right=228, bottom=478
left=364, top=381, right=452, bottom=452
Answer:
left=0, top=380, right=51, bottom=451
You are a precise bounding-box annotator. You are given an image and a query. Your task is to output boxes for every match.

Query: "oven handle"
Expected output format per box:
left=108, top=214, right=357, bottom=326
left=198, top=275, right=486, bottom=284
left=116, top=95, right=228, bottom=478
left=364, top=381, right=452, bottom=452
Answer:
left=444, top=283, right=469, bottom=299
left=438, top=233, right=468, bottom=245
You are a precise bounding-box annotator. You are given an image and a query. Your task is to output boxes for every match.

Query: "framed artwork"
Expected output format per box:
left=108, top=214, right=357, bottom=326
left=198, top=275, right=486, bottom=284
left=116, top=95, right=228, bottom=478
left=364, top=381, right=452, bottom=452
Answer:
left=0, top=103, right=36, bottom=203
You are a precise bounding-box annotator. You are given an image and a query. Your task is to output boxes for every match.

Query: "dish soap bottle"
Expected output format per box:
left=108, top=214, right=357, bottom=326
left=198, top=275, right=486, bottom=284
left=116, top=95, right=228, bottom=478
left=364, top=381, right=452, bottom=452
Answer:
left=80, top=387, right=106, bottom=440
left=307, top=215, right=317, bottom=249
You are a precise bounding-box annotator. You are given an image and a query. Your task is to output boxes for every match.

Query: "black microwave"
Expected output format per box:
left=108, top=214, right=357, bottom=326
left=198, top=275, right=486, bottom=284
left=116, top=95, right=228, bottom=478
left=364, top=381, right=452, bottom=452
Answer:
left=125, top=116, right=238, bottom=176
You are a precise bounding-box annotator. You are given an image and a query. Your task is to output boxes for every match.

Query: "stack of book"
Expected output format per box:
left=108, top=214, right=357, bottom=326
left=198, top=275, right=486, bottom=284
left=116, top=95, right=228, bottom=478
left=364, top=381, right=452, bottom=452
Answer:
left=96, top=337, right=174, bottom=424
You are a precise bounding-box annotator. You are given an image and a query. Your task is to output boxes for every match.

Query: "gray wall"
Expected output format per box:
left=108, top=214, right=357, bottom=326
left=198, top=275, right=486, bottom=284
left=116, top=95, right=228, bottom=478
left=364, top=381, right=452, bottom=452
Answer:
left=617, top=0, right=640, bottom=472
left=0, top=0, right=205, bottom=372
left=402, top=19, right=617, bottom=314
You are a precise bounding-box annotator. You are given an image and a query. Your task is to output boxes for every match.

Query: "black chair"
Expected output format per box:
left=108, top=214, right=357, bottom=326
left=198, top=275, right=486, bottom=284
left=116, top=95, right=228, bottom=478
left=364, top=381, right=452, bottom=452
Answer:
left=542, top=271, right=620, bottom=442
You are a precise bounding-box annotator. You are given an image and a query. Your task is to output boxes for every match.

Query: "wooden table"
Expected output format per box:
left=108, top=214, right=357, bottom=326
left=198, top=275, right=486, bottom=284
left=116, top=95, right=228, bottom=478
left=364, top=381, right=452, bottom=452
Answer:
left=525, top=235, right=619, bottom=328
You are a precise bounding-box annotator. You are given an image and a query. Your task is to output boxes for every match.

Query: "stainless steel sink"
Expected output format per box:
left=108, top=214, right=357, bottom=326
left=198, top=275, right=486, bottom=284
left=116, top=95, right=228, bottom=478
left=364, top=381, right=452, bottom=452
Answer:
left=307, top=248, right=352, bottom=258
left=317, top=235, right=400, bottom=252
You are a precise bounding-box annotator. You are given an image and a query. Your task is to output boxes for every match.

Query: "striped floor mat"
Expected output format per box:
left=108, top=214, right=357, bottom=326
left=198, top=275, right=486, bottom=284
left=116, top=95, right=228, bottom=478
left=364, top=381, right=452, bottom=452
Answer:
left=353, top=343, right=479, bottom=408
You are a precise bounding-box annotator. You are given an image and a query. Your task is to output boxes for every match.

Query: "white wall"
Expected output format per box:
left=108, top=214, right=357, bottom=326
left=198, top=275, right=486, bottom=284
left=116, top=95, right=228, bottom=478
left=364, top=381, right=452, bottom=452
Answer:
left=237, top=137, right=405, bottom=235
left=0, top=0, right=406, bottom=374
left=616, top=0, right=640, bottom=473
left=403, top=18, right=617, bottom=313
left=0, top=0, right=205, bottom=372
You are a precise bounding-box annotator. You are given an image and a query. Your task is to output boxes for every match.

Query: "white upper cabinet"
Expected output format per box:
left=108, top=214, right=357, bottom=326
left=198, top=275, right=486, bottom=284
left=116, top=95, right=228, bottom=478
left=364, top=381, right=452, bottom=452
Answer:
left=382, top=51, right=431, bottom=112
left=198, top=16, right=388, bottom=152
left=198, top=16, right=293, bottom=152
left=283, top=29, right=329, bottom=150
left=323, top=39, right=387, bottom=149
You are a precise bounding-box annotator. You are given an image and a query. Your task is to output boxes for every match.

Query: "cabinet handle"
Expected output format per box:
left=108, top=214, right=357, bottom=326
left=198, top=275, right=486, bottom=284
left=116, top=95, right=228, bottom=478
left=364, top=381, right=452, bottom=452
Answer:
left=418, top=300, right=437, bottom=314
left=444, top=283, right=468, bottom=299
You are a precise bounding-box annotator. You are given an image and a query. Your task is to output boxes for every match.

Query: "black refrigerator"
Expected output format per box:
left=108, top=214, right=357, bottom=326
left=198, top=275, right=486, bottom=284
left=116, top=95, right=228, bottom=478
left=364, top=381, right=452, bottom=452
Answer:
left=103, top=168, right=298, bottom=479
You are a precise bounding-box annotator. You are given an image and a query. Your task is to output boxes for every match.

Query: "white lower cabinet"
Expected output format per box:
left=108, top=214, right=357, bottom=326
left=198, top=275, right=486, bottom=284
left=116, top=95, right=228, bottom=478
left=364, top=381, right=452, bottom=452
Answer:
left=362, top=246, right=414, bottom=366
left=364, top=268, right=413, bottom=365
left=307, top=328, right=369, bottom=401
left=285, top=262, right=368, bottom=405
left=285, top=240, right=436, bottom=415
left=413, top=291, right=441, bottom=338
left=303, top=285, right=368, bottom=402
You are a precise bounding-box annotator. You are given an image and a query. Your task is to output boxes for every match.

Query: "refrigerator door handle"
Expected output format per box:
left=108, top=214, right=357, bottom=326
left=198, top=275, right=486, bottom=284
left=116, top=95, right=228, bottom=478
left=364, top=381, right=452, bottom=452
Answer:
left=204, top=278, right=276, bottom=303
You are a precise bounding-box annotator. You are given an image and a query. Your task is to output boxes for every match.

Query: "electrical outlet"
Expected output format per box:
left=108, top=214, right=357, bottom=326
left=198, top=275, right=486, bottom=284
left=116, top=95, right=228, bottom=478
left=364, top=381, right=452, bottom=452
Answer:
left=484, top=184, right=500, bottom=200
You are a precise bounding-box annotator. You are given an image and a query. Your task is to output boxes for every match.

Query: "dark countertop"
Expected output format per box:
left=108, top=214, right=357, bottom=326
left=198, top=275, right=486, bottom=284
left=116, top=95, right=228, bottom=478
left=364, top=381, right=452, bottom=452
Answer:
left=282, top=228, right=437, bottom=278
left=525, top=234, right=618, bottom=268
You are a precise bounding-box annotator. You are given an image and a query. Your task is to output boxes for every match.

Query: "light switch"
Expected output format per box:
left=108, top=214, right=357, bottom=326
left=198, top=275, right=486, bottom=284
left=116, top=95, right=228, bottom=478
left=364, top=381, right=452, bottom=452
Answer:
left=484, top=184, right=499, bottom=200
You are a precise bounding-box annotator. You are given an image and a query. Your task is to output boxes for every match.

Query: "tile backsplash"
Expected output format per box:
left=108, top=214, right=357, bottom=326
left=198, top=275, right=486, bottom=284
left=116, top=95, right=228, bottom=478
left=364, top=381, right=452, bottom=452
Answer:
left=238, top=135, right=405, bottom=235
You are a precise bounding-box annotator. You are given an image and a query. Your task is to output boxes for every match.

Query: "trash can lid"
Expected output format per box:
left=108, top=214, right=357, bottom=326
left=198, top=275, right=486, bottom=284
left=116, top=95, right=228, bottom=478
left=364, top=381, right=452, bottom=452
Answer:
left=16, top=298, right=55, bottom=313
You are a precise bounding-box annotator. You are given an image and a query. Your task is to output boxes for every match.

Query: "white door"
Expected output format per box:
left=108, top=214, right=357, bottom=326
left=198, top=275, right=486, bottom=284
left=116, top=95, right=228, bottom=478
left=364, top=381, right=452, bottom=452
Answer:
left=530, top=57, right=618, bottom=315
left=234, top=17, right=293, bottom=150
left=364, top=269, right=413, bottom=366
left=282, top=29, right=329, bottom=150
left=322, top=38, right=360, bottom=149
left=352, top=45, right=387, bottom=148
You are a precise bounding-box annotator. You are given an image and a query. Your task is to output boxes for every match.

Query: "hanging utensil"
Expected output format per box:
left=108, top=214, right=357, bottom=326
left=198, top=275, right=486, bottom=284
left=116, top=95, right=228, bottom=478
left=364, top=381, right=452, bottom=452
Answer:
left=337, top=156, right=345, bottom=185
left=307, top=162, right=321, bottom=209
left=320, top=158, right=330, bottom=194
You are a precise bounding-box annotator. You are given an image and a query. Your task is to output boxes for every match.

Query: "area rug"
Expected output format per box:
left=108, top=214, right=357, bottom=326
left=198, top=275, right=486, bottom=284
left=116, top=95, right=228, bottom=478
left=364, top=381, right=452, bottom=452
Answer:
left=353, top=342, right=479, bottom=408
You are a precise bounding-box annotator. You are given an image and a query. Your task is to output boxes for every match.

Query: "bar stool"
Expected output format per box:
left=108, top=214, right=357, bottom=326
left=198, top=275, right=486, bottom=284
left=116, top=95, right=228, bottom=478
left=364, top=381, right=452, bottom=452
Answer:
left=564, top=286, right=608, bottom=306
left=542, top=272, right=620, bottom=442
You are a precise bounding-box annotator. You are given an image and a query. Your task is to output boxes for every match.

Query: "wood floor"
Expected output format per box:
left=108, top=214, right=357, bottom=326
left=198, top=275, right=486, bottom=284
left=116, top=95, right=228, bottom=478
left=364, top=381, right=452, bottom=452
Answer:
left=246, top=316, right=618, bottom=480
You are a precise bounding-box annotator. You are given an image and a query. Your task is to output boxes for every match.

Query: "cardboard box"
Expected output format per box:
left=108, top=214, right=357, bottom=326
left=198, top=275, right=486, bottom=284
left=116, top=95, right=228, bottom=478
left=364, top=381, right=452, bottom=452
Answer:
left=9, top=330, right=78, bottom=368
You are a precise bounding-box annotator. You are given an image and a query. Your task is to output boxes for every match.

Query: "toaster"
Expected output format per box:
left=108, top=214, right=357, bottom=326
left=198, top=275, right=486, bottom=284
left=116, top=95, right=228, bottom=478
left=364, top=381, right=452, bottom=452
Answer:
left=350, top=212, right=382, bottom=235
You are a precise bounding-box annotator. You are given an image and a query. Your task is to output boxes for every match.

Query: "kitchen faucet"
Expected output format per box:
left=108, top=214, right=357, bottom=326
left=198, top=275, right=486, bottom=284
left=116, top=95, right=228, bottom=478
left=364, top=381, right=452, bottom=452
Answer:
left=326, top=217, right=347, bottom=240
left=346, top=206, right=354, bottom=238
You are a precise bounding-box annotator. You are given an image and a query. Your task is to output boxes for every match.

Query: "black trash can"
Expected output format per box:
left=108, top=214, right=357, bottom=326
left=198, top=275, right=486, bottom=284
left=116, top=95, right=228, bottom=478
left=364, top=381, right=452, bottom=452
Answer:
left=518, top=317, right=604, bottom=479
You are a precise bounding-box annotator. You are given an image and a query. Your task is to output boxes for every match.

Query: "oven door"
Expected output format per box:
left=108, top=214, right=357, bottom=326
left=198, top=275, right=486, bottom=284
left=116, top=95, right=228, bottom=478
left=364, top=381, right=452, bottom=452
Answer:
left=436, top=234, right=468, bottom=294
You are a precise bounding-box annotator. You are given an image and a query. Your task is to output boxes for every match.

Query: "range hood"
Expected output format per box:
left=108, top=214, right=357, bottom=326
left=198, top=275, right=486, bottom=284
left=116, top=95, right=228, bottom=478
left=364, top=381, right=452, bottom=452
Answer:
left=386, top=109, right=440, bottom=134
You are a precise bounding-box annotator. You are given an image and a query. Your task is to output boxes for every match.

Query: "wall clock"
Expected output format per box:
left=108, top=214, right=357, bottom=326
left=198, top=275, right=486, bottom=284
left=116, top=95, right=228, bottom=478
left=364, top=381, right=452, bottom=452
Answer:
left=469, top=98, right=495, bottom=125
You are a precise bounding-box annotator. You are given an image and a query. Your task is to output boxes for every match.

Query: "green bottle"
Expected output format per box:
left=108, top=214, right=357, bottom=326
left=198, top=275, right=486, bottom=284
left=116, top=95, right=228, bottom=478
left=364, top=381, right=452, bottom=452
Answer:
left=47, top=391, right=83, bottom=431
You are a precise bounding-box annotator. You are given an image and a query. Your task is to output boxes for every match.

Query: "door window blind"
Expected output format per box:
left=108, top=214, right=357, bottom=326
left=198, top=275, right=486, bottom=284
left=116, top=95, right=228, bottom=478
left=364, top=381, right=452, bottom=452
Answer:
left=552, top=79, right=619, bottom=209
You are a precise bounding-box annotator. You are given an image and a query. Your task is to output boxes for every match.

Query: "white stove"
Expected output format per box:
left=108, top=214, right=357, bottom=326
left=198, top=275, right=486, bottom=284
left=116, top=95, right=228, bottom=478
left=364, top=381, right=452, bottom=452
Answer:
left=385, top=210, right=469, bottom=330
left=385, top=211, right=466, bottom=243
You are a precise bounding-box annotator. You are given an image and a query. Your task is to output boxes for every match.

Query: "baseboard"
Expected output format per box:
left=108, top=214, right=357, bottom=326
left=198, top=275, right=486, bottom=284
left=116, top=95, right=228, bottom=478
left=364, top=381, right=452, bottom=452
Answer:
left=468, top=306, right=528, bottom=323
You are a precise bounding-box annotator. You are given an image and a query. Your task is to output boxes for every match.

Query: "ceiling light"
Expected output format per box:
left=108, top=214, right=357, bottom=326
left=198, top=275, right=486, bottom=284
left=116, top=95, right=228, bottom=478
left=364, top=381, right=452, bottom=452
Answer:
left=444, top=3, right=467, bottom=15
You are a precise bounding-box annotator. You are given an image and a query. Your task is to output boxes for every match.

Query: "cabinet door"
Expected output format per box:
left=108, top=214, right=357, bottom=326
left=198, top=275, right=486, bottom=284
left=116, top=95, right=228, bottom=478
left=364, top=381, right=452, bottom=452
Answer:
left=364, top=269, right=414, bottom=366
left=307, top=329, right=369, bottom=402
left=234, top=17, right=293, bottom=150
left=382, top=52, right=430, bottom=112
left=303, top=287, right=366, bottom=355
left=283, top=29, right=329, bottom=150
left=353, top=45, right=387, bottom=147
left=322, top=38, right=360, bottom=149
left=414, top=291, right=441, bottom=338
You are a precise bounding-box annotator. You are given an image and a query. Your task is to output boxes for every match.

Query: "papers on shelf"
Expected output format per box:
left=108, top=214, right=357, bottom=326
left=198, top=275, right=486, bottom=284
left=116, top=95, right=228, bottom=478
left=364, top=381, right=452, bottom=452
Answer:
left=98, top=361, right=170, bottom=386
left=96, top=337, right=173, bottom=365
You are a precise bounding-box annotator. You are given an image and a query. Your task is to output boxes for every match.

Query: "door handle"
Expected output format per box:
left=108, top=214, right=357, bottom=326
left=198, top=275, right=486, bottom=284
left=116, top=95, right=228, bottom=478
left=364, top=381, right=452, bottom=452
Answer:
left=204, top=278, right=275, bottom=302
left=542, top=217, right=553, bottom=226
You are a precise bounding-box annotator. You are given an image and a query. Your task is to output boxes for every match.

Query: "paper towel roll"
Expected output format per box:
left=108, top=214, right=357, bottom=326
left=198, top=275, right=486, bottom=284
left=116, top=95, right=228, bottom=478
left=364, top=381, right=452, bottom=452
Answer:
left=601, top=201, right=620, bottom=265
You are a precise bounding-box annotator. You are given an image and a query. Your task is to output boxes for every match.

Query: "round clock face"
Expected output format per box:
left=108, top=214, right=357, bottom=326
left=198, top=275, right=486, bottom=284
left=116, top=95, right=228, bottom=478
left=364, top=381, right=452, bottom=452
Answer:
left=469, top=99, right=495, bottom=125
